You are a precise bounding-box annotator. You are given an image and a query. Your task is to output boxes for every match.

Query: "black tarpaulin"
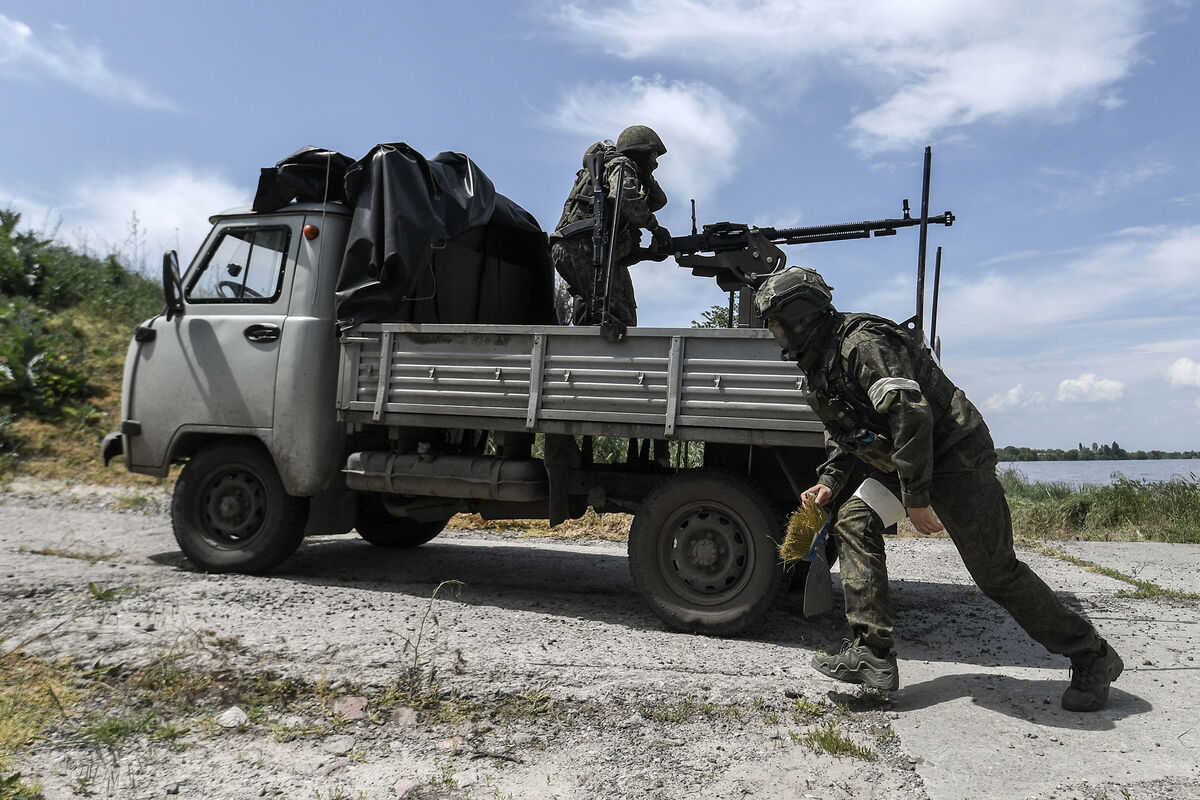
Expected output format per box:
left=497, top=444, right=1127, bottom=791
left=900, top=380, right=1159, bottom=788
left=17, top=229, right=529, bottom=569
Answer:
left=333, top=142, right=557, bottom=330
left=252, top=146, right=355, bottom=212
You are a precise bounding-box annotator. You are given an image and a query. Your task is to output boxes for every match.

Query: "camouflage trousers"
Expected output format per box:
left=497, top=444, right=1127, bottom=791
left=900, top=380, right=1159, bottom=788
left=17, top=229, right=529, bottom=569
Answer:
left=834, top=460, right=1101, bottom=658
left=550, top=236, right=638, bottom=327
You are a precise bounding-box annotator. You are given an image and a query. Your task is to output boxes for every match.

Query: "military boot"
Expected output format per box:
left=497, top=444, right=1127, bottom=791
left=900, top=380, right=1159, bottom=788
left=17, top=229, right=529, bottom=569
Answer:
left=1061, top=640, right=1123, bottom=712
left=811, top=637, right=899, bottom=691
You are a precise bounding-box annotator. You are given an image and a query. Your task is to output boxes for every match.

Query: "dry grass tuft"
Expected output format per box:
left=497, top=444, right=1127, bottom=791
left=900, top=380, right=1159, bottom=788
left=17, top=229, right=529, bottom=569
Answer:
left=450, top=508, right=632, bottom=542
left=778, top=499, right=828, bottom=562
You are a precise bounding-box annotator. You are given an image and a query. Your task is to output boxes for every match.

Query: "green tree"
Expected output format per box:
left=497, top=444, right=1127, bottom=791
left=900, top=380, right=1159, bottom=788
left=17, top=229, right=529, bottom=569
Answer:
left=691, top=304, right=730, bottom=328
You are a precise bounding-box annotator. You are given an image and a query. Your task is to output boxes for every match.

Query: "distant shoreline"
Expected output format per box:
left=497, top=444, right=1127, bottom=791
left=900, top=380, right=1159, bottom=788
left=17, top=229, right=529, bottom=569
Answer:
left=996, top=446, right=1200, bottom=462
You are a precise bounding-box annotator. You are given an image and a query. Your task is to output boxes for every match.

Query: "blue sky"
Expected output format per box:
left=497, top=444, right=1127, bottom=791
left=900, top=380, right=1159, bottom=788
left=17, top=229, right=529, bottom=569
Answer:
left=1, top=0, right=1198, bottom=451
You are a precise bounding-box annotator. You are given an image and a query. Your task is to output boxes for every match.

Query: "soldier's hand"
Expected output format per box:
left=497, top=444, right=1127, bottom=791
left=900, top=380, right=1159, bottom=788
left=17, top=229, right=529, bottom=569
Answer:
left=651, top=225, right=672, bottom=251
left=802, top=484, right=833, bottom=507
left=907, top=506, right=944, bottom=534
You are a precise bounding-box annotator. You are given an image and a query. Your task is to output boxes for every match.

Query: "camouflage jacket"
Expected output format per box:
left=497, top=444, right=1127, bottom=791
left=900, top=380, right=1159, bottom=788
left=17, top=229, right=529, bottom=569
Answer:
left=803, top=312, right=995, bottom=508
left=550, top=142, right=665, bottom=254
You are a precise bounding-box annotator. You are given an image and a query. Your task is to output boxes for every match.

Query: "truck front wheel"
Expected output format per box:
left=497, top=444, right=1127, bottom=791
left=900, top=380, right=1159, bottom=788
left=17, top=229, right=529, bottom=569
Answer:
left=629, top=470, right=785, bottom=635
left=354, top=494, right=448, bottom=548
left=172, top=443, right=308, bottom=573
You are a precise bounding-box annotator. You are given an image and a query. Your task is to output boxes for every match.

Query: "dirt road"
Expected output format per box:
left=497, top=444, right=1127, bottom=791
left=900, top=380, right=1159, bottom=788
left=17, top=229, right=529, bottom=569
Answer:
left=2, top=481, right=1198, bottom=800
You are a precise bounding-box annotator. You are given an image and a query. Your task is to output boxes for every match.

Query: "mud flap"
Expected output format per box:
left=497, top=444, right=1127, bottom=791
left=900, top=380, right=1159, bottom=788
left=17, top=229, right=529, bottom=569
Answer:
left=802, top=548, right=833, bottom=617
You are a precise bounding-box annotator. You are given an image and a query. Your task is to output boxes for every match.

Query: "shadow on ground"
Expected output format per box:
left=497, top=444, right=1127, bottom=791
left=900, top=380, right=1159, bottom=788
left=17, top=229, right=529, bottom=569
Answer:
left=146, top=533, right=1133, bottom=675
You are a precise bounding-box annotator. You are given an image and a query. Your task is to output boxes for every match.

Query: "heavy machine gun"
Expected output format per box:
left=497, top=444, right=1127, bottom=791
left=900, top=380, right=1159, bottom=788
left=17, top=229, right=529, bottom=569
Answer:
left=671, top=205, right=954, bottom=292
left=672, top=146, right=954, bottom=344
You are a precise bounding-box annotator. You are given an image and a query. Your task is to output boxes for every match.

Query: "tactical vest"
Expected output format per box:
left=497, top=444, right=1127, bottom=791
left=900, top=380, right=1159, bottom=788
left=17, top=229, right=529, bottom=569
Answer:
left=553, top=143, right=626, bottom=238
left=806, top=313, right=964, bottom=471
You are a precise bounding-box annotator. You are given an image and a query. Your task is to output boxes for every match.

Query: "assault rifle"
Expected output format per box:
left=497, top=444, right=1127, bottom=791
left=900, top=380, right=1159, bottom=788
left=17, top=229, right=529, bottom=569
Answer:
left=671, top=203, right=955, bottom=292
left=583, top=149, right=628, bottom=343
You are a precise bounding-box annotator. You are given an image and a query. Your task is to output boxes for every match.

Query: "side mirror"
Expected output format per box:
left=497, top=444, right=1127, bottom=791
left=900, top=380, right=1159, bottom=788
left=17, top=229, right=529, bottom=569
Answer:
left=162, top=250, right=184, bottom=321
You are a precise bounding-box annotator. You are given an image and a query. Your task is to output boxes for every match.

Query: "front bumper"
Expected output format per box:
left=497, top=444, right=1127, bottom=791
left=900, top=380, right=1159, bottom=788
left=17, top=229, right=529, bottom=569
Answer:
left=101, top=432, right=123, bottom=466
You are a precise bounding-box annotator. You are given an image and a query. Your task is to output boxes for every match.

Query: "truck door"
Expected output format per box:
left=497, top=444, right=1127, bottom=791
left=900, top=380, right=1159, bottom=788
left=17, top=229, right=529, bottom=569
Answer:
left=124, top=222, right=298, bottom=471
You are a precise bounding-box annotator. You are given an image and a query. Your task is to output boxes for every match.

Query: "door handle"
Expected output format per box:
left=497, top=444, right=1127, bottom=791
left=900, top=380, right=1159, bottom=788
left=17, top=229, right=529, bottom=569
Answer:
left=244, top=323, right=281, bottom=343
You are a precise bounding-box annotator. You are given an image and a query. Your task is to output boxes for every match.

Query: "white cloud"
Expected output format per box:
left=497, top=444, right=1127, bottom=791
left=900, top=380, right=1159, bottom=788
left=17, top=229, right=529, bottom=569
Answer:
left=1056, top=373, right=1125, bottom=404
left=546, top=75, right=751, bottom=208
left=982, top=384, right=1045, bottom=414
left=1166, top=358, right=1200, bottom=389
left=551, top=0, right=1147, bottom=154
left=0, top=14, right=175, bottom=110
left=62, top=167, right=249, bottom=273
left=1048, top=152, right=1173, bottom=210
left=938, top=224, right=1200, bottom=347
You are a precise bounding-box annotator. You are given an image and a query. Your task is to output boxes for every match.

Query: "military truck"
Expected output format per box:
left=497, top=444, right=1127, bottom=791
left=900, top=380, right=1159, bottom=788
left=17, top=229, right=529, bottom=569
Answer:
left=101, top=143, right=950, bottom=636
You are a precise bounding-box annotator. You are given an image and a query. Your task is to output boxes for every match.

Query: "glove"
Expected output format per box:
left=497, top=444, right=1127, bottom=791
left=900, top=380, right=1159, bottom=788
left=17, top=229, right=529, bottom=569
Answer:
left=651, top=225, right=672, bottom=251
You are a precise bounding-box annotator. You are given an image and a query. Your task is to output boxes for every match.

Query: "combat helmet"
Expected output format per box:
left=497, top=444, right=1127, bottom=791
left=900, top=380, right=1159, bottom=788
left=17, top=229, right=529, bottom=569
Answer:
left=616, top=125, right=667, bottom=156
left=754, top=267, right=834, bottom=329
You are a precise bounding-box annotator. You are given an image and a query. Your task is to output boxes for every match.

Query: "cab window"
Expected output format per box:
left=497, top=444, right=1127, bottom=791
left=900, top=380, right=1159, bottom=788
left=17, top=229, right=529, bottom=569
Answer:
left=186, top=226, right=290, bottom=303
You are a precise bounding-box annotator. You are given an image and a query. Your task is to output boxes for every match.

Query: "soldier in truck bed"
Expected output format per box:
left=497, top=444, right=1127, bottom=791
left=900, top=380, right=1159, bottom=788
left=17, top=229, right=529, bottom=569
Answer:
left=755, top=266, right=1123, bottom=712
left=549, top=125, right=672, bottom=326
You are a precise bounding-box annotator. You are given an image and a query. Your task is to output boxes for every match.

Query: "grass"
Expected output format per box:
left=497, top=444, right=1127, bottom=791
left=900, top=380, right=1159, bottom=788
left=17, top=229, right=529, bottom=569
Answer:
left=1000, top=468, right=1200, bottom=544
left=449, top=507, right=633, bottom=541
left=795, top=721, right=878, bottom=761
left=1024, top=540, right=1200, bottom=602
left=0, top=630, right=81, bottom=799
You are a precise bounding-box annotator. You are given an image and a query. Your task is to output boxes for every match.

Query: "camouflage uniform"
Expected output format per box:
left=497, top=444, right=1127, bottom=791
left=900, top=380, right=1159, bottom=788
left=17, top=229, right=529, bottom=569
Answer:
left=801, top=311, right=1101, bottom=658
left=549, top=142, right=667, bottom=326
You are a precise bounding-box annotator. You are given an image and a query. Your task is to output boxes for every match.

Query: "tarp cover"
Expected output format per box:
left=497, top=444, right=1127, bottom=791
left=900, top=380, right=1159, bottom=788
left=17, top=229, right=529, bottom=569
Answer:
left=252, top=146, right=355, bottom=211
left=332, top=142, right=557, bottom=330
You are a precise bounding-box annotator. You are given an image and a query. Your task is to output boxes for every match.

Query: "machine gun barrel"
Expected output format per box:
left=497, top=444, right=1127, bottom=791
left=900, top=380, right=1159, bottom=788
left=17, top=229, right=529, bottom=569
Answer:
left=669, top=210, right=954, bottom=256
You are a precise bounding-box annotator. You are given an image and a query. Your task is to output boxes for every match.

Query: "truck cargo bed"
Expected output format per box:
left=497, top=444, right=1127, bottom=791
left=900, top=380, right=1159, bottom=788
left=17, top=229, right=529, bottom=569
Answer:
left=337, top=324, right=824, bottom=448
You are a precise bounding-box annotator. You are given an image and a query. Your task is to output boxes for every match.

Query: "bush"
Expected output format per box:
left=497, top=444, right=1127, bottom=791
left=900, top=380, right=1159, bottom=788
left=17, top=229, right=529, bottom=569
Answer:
left=0, top=208, right=161, bottom=324
left=0, top=405, right=18, bottom=477
left=0, top=298, right=91, bottom=416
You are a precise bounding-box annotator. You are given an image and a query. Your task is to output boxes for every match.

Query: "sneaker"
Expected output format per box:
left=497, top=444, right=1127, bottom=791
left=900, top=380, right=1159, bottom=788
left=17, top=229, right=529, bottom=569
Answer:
left=811, top=637, right=899, bottom=691
left=1061, top=640, right=1124, bottom=712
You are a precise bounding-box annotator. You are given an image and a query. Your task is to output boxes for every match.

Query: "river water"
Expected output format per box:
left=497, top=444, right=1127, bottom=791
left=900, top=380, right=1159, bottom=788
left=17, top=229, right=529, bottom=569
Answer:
left=996, top=458, right=1200, bottom=487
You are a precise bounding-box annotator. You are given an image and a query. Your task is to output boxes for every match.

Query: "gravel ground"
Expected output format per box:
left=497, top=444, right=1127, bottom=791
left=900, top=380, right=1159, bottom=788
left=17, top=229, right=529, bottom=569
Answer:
left=2, top=478, right=1198, bottom=800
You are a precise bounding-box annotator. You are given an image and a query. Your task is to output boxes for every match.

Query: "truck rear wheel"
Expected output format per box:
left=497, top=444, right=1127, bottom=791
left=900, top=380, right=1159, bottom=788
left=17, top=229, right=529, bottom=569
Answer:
left=629, top=470, right=785, bottom=635
left=171, top=443, right=308, bottom=574
left=355, top=494, right=448, bottom=548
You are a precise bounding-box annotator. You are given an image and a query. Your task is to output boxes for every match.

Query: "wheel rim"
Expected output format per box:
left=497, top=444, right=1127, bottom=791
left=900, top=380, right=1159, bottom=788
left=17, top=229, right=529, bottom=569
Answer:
left=198, top=467, right=268, bottom=548
left=657, top=501, right=755, bottom=605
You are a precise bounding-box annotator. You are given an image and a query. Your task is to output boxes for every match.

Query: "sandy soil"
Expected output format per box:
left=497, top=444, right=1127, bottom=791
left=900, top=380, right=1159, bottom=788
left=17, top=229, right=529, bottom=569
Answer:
left=1, top=479, right=1198, bottom=800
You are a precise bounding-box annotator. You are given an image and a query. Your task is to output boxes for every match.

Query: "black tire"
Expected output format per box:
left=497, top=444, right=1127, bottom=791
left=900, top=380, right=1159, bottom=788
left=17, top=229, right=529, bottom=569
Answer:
left=355, top=493, right=448, bottom=548
left=171, top=443, right=308, bottom=573
left=628, top=470, right=786, bottom=635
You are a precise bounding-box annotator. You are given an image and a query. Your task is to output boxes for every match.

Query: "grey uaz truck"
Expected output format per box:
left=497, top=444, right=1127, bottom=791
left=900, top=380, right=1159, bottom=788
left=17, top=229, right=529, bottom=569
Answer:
left=102, top=143, right=951, bottom=636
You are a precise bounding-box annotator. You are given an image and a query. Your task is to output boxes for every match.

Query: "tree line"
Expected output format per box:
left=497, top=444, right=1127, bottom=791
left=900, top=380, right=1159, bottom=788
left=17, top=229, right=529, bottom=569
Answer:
left=996, top=442, right=1200, bottom=462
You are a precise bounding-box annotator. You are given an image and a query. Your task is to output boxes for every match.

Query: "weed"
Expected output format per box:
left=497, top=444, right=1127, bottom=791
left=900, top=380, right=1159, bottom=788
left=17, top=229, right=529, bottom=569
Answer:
left=1001, top=468, right=1200, bottom=545
left=86, top=582, right=130, bottom=601
left=0, top=406, right=18, bottom=478
left=1026, top=541, right=1200, bottom=602
left=79, top=711, right=157, bottom=746
left=789, top=696, right=828, bottom=723
left=21, top=546, right=120, bottom=564
left=0, top=641, right=79, bottom=793
left=0, top=771, right=42, bottom=800
left=800, top=721, right=878, bottom=761
left=638, top=696, right=735, bottom=724
left=116, top=492, right=149, bottom=509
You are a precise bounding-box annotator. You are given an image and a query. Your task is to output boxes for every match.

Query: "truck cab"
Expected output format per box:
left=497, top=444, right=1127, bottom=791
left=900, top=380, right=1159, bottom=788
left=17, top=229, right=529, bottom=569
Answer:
left=107, top=204, right=351, bottom=497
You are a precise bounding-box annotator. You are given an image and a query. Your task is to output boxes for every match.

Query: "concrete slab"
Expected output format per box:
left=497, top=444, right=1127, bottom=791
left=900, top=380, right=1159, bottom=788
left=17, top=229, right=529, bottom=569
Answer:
left=1058, top=541, right=1200, bottom=595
